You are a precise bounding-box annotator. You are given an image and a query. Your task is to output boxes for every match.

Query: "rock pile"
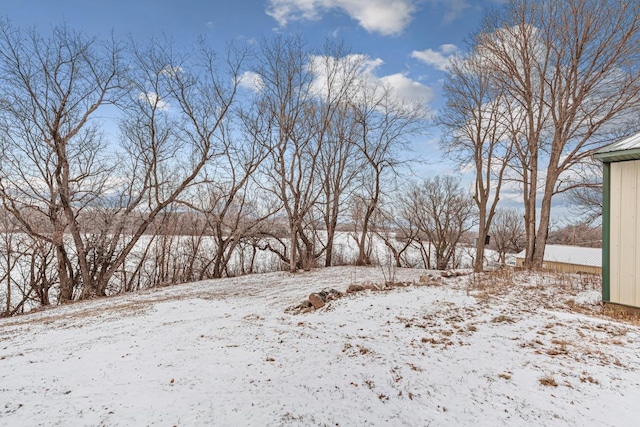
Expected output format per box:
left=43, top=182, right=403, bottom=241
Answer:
left=419, top=272, right=442, bottom=286
left=287, top=280, right=419, bottom=314
left=286, top=270, right=468, bottom=314
left=289, top=288, right=343, bottom=313
left=346, top=281, right=380, bottom=293
left=439, top=270, right=472, bottom=278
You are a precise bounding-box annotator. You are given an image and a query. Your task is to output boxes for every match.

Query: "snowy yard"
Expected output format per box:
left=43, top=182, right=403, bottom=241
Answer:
left=0, top=267, right=638, bottom=426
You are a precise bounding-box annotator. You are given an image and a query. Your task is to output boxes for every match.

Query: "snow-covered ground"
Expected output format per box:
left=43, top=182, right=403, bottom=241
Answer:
left=0, top=267, right=638, bottom=426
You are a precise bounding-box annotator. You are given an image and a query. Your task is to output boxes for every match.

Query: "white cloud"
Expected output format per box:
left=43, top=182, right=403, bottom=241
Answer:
left=309, top=54, right=365, bottom=96
left=440, top=43, right=458, bottom=55
left=243, top=53, right=432, bottom=113
left=380, top=73, right=434, bottom=105
left=266, top=0, right=417, bottom=36
left=358, top=56, right=384, bottom=75
left=309, top=54, right=433, bottom=107
left=411, top=44, right=459, bottom=71
left=138, top=92, right=169, bottom=111
left=237, top=71, right=265, bottom=93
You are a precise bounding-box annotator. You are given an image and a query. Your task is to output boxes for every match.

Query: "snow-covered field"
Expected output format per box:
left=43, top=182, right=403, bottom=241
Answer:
left=1, top=267, right=638, bottom=426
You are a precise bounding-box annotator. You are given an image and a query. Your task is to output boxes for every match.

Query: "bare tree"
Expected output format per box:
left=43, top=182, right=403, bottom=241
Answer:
left=404, top=176, right=476, bottom=270
left=374, top=197, right=421, bottom=268
left=490, top=208, right=526, bottom=264
left=0, top=22, right=125, bottom=302
left=110, top=38, right=247, bottom=291
left=440, top=50, right=514, bottom=272
left=477, top=0, right=640, bottom=267
left=317, top=98, right=362, bottom=267
left=195, top=153, right=273, bottom=279
left=0, top=22, right=246, bottom=303
left=0, top=209, right=58, bottom=315
left=547, top=222, right=602, bottom=247
left=250, top=35, right=362, bottom=272
left=247, top=34, right=319, bottom=272
left=565, top=159, right=602, bottom=225
left=0, top=213, right=22, bottom=316
left=350, top=80, right=426, bottom=266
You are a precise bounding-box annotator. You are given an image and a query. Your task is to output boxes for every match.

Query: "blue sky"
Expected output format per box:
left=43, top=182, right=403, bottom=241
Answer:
left=2, top=0, right=506, bottom=176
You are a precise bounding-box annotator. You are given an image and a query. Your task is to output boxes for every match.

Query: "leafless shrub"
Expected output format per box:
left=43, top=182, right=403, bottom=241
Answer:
left=396, top=176, right=476, bottom=270
left=467, top=268, right=516, bottom=299
left=489, top=209, right=526, bottom=265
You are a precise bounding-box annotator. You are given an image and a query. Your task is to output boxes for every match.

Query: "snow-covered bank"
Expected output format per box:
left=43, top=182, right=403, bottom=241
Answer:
left=1, top=267, right=638, bottom=426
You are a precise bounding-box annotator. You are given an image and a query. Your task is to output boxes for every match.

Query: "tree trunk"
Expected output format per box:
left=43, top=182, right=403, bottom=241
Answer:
left=474, top=236, right=486, bottom=273
left=55, top=244, right=74, bottom=302
left=523, top=160, right=538, bottom=267
left=357, top=223, right=371, bottom=266
left=324, top=206, right=339, bottom=267
left=324, top=233, right=334, bottom=268
left=474, top=206, right=487, bottom=273
left=357, top=198, right=377, bottom=266
left=532, top=170, right=557, bottom=268
left=289, top=227, right=297, bottom=273
left=5, top=249, right=10, bottom=316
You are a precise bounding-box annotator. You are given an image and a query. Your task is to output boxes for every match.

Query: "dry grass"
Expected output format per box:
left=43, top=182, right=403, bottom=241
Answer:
left=547, top=339, right=571, bottom=356
left=539, top=375, right=558, bottom=387
left=2, top=299, right=156, bottom=329
left=579, top=372, right=600, bottom=384
left=0, top=286, right=213, bottom=329
left=407, top=362, right=422, bottom=372
left=358, top=345, right=371, bottom=355
left=464, top=270, right=640, bottom=329
left=602, top=305, right=640, bottom=326
left=491, top=315, right=515, bottom=323
left=467, top=269, right=516, bottom=299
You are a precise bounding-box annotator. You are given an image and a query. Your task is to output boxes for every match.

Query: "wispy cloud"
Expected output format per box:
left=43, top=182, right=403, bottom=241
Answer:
left=411, top=44, right=459, bottom=71
left=138, top=92, right=169, bottom=111
left=428, top=0, right=470, bottom=23
left=266, top=0, right=418, bottom=36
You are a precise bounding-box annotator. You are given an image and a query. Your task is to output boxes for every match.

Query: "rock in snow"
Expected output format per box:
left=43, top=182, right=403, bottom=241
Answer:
left=308, top=293, right=325, bottom=309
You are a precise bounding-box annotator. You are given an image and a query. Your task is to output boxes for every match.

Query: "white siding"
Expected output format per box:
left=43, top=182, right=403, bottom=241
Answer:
left=610, top=160, right=640, bottom=307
